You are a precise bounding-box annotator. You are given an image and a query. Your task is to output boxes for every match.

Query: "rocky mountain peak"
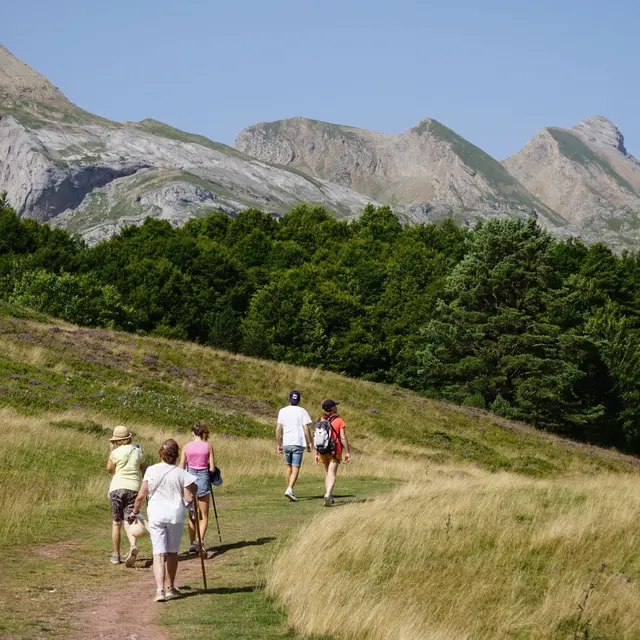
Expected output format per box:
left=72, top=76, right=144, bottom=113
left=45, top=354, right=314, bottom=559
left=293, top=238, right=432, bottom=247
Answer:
left=0, top=43, right=71, bottom=109
left=572, top=115, right=627, bottom=155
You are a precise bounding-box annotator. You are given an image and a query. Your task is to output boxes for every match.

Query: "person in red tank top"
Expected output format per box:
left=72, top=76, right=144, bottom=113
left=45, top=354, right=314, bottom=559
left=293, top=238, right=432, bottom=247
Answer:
left=315, top=399, right=351, bottom=506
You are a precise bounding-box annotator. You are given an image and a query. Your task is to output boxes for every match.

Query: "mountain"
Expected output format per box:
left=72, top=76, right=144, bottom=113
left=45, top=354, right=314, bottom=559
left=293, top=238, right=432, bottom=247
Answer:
left=235, top=117, right=569, bottom=229
left=0, top=45, right=373, bottom=244
left=504, top=116, right=640, bottom=249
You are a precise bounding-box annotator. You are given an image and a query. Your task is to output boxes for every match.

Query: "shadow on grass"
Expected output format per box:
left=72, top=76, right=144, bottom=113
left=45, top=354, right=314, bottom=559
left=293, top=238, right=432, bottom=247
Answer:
left=177, top=536, right=277, bottom=563
left=297, top=494, right=355, bottom=501
left=176, top=584, right=262, bottom=598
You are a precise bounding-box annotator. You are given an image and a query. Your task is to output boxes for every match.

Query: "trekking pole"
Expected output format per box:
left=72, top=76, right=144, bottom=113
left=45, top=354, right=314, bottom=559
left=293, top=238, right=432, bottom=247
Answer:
left=210, top=483, right=222, bottom=544
left=192, top=498, right=207, bottom=589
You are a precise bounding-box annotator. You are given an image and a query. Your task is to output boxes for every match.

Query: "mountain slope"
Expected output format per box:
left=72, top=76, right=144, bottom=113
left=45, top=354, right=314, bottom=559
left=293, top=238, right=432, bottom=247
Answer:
left=235, top=116, right=569, bottom=229
left=504, top=116, right=640, bottom=249
left=0, top=45, right=374, bottom=243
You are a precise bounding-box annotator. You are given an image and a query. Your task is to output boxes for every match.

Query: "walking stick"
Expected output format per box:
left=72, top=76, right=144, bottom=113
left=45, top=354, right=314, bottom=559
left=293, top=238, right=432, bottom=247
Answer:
left=210, top=483, right=222, bottom=544
left=192, top=497, right=207, bottom=589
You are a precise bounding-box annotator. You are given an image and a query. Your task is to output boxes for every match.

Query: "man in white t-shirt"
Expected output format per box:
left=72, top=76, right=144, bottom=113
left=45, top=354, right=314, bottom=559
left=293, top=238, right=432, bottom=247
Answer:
left=276, top=390, right=313, bottom=502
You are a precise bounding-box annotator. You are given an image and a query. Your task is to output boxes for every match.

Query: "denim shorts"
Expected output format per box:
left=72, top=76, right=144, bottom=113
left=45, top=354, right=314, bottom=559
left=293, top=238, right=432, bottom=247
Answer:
left=188, top=467, right=211, bottom=497
left=283, top=445, right=305, bottom=467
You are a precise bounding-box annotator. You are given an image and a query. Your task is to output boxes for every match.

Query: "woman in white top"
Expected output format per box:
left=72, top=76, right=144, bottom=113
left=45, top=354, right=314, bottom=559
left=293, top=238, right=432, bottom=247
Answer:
left=132, top=439, right=197, bottom=602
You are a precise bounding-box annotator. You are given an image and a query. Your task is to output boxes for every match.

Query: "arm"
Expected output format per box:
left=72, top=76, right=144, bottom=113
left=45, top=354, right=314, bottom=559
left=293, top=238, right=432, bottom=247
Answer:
left=208, top=443, right=215, bottom=473
left=340, top=428, right=351, bottom=463
left=183, top=482, right=196, bottom=505
left=304, top=423, right=313, bottom=453
left=179, top=446, right=187, bottom=470
left=107, top=456, right=115, bottom=474
left=132, top=480, right=149, bottom=516
left=275, top=423, right=284, bottom=454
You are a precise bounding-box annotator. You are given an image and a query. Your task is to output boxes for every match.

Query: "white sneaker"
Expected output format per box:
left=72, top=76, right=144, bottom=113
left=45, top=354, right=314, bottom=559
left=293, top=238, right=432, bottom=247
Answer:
left=154, top=590, right=166, bottom=602
left=323, top=494, right=334, bottom=507
left=110, top=553, right=121, bottom=565
left=284, top=488, right=297, bottom=502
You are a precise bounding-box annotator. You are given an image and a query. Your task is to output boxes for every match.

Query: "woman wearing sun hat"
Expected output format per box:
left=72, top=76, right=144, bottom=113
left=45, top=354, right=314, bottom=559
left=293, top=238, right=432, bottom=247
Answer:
left=107, top=425, right=146, bottom=566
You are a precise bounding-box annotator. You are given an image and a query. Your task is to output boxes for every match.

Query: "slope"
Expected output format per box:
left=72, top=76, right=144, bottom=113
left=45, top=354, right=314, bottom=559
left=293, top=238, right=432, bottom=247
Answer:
left=235, top=116, right=569, bottom=229
left=504, top=116, right=640, bottom=250
left=0, top=44, right=374, bottom=244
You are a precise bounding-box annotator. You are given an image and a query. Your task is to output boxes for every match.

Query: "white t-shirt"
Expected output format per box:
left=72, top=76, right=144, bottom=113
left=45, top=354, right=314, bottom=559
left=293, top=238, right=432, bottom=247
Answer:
left=277, top=405, right=313, bottom=447
left=143, top=462, right=197, bottom=525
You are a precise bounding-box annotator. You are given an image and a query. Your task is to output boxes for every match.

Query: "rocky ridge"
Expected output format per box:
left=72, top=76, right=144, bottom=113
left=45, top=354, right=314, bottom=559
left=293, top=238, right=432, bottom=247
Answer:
left=0, top=45, right=374, bottom=243
left=504, top=116, right=640, bottom=249
left=235, top=117, right=569, bottom=231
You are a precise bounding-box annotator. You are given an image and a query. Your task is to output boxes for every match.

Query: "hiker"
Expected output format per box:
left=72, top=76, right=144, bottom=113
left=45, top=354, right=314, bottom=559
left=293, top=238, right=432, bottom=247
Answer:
left=314, top=400, right=351, bottom=506
left=131, top=439, right=197, bottom=602
left=107, top=425, right=146, bottom=567
left=179, top=422, right=216, bottom=554
left=276, top=389, right=313, bottom=502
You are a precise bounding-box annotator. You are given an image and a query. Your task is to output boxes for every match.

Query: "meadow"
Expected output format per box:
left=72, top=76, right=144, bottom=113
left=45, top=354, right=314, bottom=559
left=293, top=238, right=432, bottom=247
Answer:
left=0, top=304, right=638, bottom=639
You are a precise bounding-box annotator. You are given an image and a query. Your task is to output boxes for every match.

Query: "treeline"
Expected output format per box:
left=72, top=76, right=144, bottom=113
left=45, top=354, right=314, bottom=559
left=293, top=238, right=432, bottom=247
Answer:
left=2, top=194, right=640, bottom=453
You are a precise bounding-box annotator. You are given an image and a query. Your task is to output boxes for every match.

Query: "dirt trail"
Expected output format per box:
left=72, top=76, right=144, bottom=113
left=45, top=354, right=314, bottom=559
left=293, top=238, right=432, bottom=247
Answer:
left=71, top=549, right=214, bottom=640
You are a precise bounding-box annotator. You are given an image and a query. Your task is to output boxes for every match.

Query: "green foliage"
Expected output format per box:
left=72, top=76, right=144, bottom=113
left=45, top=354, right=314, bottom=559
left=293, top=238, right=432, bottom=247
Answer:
left=1, top=194, right=640, bottom=452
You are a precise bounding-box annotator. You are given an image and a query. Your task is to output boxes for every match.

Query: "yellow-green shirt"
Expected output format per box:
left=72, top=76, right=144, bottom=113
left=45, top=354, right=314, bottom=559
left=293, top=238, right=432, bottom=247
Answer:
left=108, top=444, right=144, bottom=494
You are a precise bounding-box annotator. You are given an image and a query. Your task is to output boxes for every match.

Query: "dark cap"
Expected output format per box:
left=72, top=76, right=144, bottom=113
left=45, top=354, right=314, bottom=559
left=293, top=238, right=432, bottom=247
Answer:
left=289, top=390, right=301, bottom=406
left=322, top=399, right=340, bottom=412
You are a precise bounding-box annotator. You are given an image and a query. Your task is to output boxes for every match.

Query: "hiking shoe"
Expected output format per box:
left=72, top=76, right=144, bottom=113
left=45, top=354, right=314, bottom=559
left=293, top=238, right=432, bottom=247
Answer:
left=124, top=546, right=138, bottom=568
left=188, top=542, right=198, bottom=555
left=154, top=590, right=166, bottom=602
left=323, top=494, right=334, bottom=507
left=284, top=488, right=297, bottom=502
left=166, top=587, right=182, bottom=600
left=110, top=553, right=121, bottom=565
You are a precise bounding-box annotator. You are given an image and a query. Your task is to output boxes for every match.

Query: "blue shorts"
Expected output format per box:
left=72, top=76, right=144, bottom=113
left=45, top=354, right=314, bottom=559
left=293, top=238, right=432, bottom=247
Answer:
left=283, top=445, right=305, bottom=467
left=188, top=467, right=211, bottom=498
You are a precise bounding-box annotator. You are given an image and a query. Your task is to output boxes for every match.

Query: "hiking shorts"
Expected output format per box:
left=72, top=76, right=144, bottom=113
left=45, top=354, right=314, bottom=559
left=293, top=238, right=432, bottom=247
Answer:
left=148, top=520, right=184, bottom=555
left=318, top=453, right=342, bottom=465
left=109, top=488, right=138, bottom=522
left=187, top=467, right=211, bottom=498
left=283, top=445, right=305, bottom=467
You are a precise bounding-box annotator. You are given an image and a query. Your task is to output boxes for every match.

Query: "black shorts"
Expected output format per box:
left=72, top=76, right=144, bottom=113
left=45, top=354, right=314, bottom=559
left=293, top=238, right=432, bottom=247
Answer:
left=109, top=488, right=138, bottom=522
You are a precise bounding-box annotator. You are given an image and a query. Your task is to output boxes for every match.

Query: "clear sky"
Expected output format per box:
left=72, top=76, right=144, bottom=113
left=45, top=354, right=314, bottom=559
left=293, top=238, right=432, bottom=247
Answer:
left=3, top=0, right=639, bottom=159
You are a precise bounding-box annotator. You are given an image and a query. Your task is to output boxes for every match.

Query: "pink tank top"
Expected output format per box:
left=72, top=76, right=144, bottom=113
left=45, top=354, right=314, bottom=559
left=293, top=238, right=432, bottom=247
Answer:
left=185, top=440, right=209, bottom=469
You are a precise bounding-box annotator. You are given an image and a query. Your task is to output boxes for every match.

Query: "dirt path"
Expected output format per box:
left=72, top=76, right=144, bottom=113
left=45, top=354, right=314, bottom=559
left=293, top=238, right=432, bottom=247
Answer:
left=73, top=549, right=215, bottom=640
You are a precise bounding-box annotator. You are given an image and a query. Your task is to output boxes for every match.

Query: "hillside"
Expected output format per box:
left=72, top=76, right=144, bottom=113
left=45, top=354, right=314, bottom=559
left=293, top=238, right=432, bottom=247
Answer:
left=0, top=304, right=638, bottom=639
left=504, top=116, right=640, bottom=250
left=236, top=117, right=569, bottom=230
left=0, top=44, right=374, bottom=244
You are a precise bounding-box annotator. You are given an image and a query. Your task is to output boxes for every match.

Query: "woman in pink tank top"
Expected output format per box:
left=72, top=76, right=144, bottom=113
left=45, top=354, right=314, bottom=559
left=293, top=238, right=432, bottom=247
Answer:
left=179, top=423, right=215, bottom=554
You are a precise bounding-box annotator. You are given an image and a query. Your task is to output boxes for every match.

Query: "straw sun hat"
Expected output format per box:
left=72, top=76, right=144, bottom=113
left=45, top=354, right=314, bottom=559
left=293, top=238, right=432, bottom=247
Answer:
left=109, top=425, right=132, bottom=442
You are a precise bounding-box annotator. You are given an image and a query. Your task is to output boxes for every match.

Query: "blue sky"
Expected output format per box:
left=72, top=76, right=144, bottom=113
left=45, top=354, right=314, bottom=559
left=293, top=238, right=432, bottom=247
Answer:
left=3, top=0, right=639, bottom=159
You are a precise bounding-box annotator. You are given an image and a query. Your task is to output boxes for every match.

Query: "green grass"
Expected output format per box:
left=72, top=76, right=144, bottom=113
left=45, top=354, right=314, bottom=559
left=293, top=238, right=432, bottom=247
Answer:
left=0, top=307, right=638, bottom=638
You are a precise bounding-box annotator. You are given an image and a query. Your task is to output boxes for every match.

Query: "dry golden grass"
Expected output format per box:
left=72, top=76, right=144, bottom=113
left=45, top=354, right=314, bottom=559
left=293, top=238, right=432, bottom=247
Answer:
left=267, top=473, right=640, bottom=640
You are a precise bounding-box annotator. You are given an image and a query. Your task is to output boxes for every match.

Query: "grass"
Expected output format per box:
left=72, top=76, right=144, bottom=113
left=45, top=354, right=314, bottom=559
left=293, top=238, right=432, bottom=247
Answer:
left=0, top=307, right=638, bottom=638
left=268, top=474, right=640, bottom=639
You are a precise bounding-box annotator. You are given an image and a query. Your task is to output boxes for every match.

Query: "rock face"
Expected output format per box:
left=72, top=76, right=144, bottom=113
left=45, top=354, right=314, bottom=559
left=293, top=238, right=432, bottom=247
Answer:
left=504, top=117, right=640, bottom=249
left=0, top=46, right=373, bottom=243
left=235, top=117, right=569, bottom=230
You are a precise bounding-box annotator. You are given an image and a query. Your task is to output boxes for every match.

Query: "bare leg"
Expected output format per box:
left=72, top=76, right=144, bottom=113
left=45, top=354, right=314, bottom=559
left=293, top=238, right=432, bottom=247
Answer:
left=288, top=465, right=301, bottom=490
left=198, top=496, right=210, bottom=544
left=284, top=464, right=292, bottom=488
left=166, top=553, right=179, bottom=589
left=123, top=520, right=137, bottom=549
left=324, top=459, right=339, bottom=497
left=153, top=553, right=166, bottom=591
left=187, top=512, right=196, bottom=544
left=112, top=521, right=122, bottom=555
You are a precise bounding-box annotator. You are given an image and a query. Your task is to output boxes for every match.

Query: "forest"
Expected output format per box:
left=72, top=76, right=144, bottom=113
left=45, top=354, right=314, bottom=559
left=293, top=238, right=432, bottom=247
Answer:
left=2, top=194, right=640, bottom=453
